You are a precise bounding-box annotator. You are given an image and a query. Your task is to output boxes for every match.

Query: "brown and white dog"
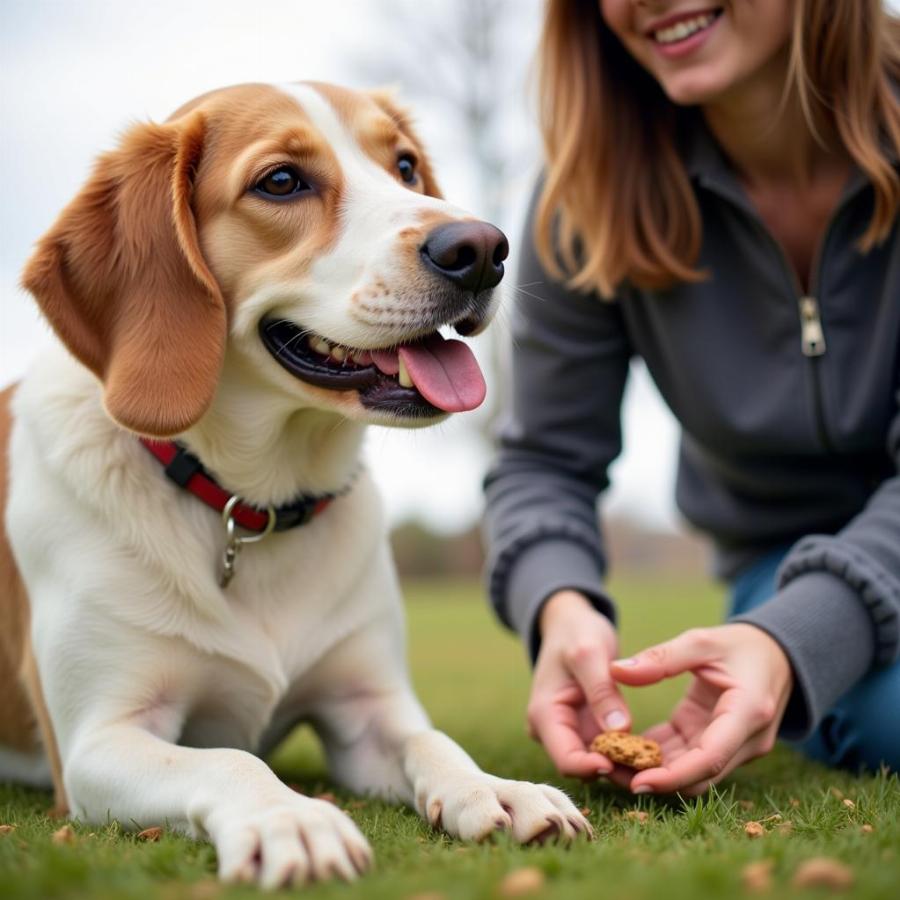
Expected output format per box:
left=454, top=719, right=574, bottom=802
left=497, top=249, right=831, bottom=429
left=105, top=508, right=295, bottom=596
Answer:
left=0, top=82, right=589, bottom=887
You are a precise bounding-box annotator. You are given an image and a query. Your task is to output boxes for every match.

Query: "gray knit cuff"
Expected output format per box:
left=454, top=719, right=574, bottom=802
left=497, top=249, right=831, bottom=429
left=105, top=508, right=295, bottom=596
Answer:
left=501, top=538, right=616, bottom=662
left=778, top=536, right=900, bottom=665
left=732, top=571, right=875, bottom=739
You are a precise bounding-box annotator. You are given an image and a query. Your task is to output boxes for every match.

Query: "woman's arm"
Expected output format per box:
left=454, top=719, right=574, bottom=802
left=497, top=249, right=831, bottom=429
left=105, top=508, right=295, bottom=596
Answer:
left=608, top=392, right=900, bottom=795
left=483, top=196, right=633, bottom=658
left=732, top=388, right=900, bottom=737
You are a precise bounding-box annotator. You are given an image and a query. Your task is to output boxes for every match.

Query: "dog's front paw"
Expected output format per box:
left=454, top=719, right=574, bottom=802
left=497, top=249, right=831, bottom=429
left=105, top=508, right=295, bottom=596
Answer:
left=208, top=796, right=373, bottom=889
left=415, top=774, right=592, bottom=844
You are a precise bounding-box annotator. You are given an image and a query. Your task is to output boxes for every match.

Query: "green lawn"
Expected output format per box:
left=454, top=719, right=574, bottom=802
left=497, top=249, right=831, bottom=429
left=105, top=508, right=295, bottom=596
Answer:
left=1, top=576, right=897, bottom=899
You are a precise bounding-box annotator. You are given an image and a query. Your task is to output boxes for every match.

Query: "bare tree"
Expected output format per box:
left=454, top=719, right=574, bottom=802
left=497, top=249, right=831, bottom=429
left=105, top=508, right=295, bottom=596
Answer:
left=348, top=0, right=540, bottom=228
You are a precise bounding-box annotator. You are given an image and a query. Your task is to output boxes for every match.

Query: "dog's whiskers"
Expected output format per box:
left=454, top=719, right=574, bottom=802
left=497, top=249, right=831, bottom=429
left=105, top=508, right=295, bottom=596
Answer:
left=274, top=326, right=313, bottom=361
left=511, top=284, right=549, bottom=304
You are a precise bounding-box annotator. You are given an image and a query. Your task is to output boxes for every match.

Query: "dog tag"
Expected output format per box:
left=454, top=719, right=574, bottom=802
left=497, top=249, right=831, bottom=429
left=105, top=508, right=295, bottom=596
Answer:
left=220, top=537, right=241, bottom=588
left=219, top=495, right=276, bottom=589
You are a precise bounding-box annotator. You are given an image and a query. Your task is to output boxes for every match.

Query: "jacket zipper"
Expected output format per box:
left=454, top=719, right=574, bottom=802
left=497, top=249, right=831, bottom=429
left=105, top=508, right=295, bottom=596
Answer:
left=698, top=178, right=852, bottom=453
left=797, top=294, right=832, bottom=451
left=798, top=296, right=826, bottom=357
left=783, top=229, right=834, bottom=452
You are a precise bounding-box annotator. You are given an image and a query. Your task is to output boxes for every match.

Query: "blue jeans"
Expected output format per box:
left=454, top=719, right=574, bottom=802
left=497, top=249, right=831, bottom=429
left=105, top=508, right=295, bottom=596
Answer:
left=730, top=547, right=899, bottom=771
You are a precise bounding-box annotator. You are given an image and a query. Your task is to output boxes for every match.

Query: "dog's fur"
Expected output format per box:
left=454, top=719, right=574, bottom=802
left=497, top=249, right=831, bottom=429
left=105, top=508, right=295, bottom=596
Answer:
left=0, top=82, right=589, bottom=888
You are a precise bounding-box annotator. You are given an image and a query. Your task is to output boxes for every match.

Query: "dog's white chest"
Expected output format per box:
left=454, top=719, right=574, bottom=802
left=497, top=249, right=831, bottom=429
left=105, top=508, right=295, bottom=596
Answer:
left=178, top=493, right=392, bottom=750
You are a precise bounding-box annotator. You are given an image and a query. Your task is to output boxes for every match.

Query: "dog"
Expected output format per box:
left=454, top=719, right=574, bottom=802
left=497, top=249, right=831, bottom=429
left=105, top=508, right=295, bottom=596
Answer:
left=0, top=82, right=590, bottom=888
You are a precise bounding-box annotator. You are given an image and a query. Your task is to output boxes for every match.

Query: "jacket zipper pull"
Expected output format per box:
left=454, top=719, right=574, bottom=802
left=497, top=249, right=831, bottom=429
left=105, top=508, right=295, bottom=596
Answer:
left=799, top=296, right=826, bottom=357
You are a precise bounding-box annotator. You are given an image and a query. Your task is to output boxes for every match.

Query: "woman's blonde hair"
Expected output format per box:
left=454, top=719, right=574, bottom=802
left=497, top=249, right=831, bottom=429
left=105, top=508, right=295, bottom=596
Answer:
left=535, top=0, right=900, bottom=298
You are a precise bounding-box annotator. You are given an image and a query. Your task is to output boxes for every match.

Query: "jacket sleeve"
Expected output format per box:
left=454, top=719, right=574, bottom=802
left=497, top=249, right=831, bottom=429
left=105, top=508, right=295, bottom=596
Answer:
left=483, top=195, right=633, bottom=661
left=733, top=386, right=900, bottom=738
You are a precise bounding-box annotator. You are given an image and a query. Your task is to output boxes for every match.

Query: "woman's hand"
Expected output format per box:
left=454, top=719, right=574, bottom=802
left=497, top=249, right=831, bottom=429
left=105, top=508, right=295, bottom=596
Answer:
left=527, top=590, right=632, bottom=778
left=609, top=624, right=793, bottom=796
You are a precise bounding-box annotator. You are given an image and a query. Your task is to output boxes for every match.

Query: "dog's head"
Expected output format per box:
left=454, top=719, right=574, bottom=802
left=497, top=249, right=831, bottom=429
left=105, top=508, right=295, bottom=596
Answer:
left=22, top=82, right=506, bottom=437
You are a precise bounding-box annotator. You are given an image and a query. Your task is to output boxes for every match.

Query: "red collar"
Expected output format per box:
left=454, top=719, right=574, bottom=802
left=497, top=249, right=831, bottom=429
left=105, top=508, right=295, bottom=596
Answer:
left=140, top=439, right=336, bottom=533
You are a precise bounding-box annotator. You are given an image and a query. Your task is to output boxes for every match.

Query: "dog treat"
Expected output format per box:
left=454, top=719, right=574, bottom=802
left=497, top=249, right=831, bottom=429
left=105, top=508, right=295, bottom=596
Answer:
left=744, top=820, right=766, bottom=839
left=590, top=732, right=662, bottom=770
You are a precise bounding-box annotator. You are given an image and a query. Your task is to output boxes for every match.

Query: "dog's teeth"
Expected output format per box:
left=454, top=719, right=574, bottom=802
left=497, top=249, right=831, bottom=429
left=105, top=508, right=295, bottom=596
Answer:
left=311, top=336, right=332, bottom=356
left=331, top=346, right=346, bottom=362
left=398, top=357, right=413, bottom=388
left=351, top=350, right=372, bottom=365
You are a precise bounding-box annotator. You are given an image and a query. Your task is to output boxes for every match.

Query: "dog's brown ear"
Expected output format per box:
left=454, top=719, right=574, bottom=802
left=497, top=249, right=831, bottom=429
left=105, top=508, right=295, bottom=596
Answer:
left=368, top=88, right=444, bottom=200
left=21, top=112, right=226, bottom=437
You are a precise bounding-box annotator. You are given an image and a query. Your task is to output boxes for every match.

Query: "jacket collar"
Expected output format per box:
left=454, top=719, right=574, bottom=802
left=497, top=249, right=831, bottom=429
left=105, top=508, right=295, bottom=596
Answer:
left=680, top=92, right=900, bottom=186
left=679, top=104, right=899, bottom=223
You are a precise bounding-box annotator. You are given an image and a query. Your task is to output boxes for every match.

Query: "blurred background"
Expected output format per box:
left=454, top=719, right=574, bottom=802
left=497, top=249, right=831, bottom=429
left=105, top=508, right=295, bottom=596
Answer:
left=12, top=2, right=891, bottom=584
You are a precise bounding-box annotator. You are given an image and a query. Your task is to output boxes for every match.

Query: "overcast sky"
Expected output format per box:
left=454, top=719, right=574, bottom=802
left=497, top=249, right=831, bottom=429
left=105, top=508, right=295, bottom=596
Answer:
left=10, top=2, right=891, bottom=535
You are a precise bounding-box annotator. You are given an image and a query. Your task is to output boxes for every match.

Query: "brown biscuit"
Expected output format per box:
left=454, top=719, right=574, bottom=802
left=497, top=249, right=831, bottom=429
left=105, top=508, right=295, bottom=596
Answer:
left=590, top=732, right=662, bottom=770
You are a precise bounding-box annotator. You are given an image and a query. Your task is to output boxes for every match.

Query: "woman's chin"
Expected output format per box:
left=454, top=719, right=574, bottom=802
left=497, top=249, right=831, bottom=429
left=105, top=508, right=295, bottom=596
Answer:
left=658, top=70, right=731, bottom=107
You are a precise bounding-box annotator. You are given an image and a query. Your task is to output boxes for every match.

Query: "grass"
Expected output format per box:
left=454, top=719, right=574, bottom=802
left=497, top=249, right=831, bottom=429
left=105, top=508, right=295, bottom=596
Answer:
left=1, top=575, right=897, bottom=899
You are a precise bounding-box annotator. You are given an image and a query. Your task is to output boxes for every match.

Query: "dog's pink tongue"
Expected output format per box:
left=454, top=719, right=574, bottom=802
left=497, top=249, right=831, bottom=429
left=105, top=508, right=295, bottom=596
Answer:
left=370, top=350, right=399, bottom=375
left=398, top=334, right=486, bottom=412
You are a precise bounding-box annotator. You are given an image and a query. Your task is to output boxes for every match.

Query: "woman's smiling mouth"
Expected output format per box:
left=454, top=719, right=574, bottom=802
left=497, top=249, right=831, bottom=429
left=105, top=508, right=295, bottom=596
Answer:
left=646, top=7, right=724, bottom=56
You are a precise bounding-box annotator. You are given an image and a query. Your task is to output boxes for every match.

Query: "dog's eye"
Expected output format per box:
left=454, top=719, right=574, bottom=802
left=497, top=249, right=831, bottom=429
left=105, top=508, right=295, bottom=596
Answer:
left=397, top=154, right=418, bottom=184
left=254, top=167, right=311, bottom=199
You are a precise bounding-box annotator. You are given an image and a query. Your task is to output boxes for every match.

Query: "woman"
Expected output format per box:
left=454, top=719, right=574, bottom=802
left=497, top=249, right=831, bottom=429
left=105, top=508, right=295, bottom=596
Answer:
left=484, top=0, right=900, bottom=795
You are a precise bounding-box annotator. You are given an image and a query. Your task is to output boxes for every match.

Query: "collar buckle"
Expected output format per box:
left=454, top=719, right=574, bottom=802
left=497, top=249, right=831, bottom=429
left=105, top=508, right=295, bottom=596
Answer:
left=219, top=494, right=276, bottom=588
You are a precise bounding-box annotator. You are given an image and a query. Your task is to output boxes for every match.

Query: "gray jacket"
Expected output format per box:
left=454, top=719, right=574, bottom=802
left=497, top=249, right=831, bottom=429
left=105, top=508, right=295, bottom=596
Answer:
left=483, top=123, right=900, bottom=737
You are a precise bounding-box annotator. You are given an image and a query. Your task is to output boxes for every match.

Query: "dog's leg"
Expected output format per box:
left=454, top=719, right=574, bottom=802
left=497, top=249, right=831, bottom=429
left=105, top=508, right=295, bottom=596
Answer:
left=63, top=722, right=372, bottom=886
left=29, top=609, right=373, bottom=888
left=400, top=728, right=592, bottom=844
left=305, top=564, right=592, bottom=844
left=312, top=636, right=591, bottom=844
left=20, top=642, right=68, bottom=815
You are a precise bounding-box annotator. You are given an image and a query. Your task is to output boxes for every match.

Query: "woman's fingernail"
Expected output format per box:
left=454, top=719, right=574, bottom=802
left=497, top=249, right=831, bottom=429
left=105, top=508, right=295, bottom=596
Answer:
left=633, top=785, right=654, bottom=795
left=614, top=657, right=638, bottom=667
left=605, top=710, right=628, bottom=730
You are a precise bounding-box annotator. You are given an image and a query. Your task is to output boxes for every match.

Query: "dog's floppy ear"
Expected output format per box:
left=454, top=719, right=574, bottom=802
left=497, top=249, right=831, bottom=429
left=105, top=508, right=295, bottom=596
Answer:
left=368, top=88, right=444, bottom=200
left=21, top=112, right=226, bottom=437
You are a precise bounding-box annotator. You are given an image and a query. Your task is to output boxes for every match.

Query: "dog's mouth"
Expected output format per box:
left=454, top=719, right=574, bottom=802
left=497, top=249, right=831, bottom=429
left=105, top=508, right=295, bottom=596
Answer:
left=259, top=318, right=486, bottom=418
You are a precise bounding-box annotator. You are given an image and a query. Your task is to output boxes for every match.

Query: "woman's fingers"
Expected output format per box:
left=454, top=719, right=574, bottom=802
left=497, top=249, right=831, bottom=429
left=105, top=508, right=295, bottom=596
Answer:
left=563, top=642, right=632, bottom=733
left=602, top=625, right=790, bottom=795
left=531, top=593, right=630, bottom=779
left=528, top=695, right=613, bottom=778
left=611, top=628, right=717, bottom=687
left=629, top=695, right=757, bottom=793
left=603, top=763, right=638, bottom=789
left=673, top=727, right=777, bottom=796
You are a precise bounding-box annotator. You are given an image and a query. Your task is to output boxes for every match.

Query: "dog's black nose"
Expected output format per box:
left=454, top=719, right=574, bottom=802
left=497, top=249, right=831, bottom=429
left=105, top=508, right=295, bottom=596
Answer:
left=420, top=221, right=508, bottom=293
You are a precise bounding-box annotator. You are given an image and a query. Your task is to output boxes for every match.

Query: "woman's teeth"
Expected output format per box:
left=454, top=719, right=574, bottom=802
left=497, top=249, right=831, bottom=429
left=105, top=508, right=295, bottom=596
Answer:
left=654, top=11, right=718, bottom=45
